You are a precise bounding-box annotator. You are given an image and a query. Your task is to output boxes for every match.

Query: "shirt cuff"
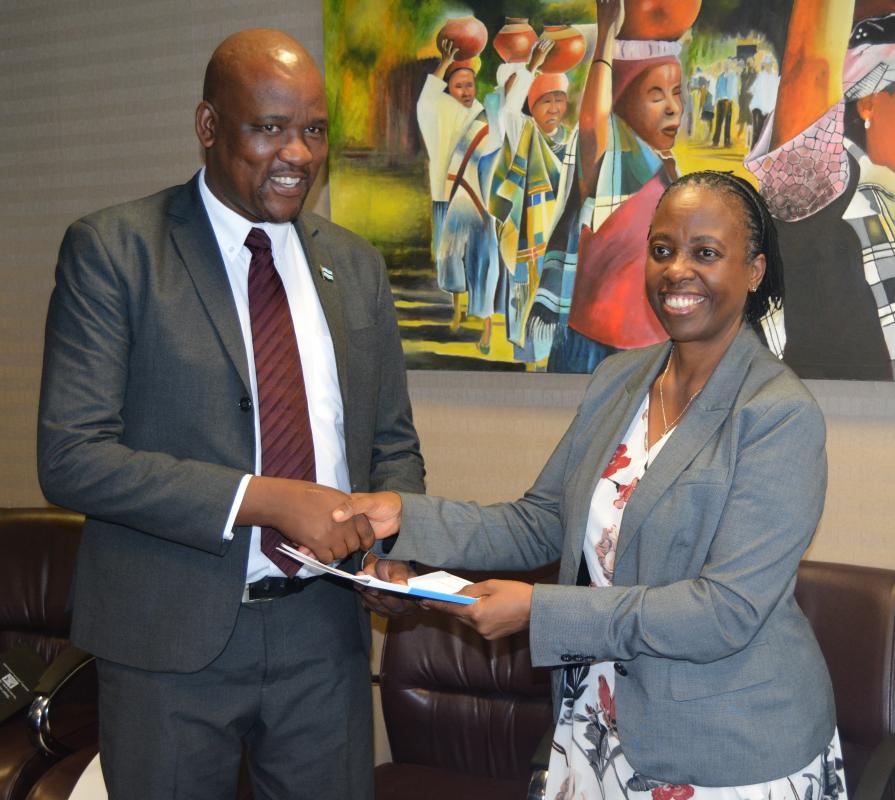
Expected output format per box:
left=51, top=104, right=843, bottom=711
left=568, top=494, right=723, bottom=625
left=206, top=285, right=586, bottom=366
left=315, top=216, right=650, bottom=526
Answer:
left=223, top=474, right=253, bottom=541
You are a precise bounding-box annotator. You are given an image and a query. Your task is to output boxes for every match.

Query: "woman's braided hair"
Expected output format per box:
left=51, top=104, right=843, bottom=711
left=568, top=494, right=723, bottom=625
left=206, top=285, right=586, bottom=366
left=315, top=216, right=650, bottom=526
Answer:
left=657, top=170, right=785, bottom=323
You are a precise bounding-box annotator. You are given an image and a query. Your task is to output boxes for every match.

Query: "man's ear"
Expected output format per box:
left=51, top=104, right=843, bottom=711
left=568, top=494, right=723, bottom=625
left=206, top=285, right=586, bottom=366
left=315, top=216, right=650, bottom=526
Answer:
left=195, top=101, right=217, bottom=148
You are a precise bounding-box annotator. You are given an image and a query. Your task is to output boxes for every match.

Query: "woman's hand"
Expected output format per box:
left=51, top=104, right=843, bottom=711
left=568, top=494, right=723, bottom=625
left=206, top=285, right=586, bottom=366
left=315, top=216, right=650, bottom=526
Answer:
left=435, top=38, right=460, bottom=80
left=527, top=38, right=554, bottom=74
left=355, top=553, right=421, bottom=617
left=598, top=0, right=626, bottom=39
left=427, top=580, right=534, bottom=640
left=332, top=491, right=403, bottom=540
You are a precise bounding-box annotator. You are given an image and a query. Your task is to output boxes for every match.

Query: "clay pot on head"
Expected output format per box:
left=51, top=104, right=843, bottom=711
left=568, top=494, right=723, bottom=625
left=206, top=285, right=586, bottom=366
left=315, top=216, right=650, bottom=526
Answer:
left=438, top=16, right=488, bottom=61
left=617, top=0, right=702, bottom=41
left=494, top=17, right=537, bottom=63
left=539, top=25, right=587, bottom=73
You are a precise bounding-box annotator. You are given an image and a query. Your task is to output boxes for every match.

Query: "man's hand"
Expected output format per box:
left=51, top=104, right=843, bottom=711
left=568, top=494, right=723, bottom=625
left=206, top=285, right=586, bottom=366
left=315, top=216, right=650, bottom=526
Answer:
left=426, top=580, right=534, bottom=640
left=354, top=554, right=421, bottom=617
left=237, top=477, right=374, bottom=562
left=332, top=491, right=403, bottom=539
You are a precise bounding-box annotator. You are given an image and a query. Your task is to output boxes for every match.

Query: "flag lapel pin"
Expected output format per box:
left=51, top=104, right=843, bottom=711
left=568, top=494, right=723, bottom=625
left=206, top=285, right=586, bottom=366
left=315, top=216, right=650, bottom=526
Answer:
left=320, top=265, right=334, bottom=282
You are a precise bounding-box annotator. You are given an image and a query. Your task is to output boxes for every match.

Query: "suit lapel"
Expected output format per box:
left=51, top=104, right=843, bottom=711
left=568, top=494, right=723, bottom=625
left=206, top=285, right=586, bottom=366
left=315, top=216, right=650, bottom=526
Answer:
left=168, top=178, right=250, bottom=392
left=614, top=325, right=761, bottom=566
left=296, top=216, right=350, bottom=409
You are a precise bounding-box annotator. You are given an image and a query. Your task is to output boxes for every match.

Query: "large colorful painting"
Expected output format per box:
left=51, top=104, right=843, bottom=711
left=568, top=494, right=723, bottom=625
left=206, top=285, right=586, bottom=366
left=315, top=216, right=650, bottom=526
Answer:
left=324, top=0, right=895, bottom=380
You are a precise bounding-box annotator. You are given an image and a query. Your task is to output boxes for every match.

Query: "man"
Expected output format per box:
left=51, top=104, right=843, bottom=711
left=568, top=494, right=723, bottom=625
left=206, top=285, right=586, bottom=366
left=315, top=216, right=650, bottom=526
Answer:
left=749, top=54, right=780, bottom=146
left=37, top=28, right=424, bottom=800
left=712, top=57, right=737, bottom=148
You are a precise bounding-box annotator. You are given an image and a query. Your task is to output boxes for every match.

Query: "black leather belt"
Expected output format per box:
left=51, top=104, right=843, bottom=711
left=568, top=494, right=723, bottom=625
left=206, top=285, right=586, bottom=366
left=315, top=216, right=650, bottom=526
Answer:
left=242, top=576, right=319, bottom=603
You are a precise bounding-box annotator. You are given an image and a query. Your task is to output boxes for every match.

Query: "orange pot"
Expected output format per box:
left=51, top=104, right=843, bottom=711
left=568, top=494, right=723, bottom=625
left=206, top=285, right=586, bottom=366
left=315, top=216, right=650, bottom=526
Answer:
left=617, top=0, right=702, bottom=41
left=438, top=16, right=488, bottom=61
left=493, top=17, right=537, bottom=63
left=539, top=25, right=586, bottom=73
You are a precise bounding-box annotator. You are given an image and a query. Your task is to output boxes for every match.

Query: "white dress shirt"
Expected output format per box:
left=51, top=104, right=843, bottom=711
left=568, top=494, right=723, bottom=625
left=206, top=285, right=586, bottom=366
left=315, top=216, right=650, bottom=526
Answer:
left=198, top=169, right=349, bottom=582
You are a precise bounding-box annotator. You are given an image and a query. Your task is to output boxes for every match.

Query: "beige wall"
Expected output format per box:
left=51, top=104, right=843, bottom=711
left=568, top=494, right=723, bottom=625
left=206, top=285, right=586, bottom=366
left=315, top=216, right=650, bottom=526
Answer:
left=408, top=372, right=895, bottom=569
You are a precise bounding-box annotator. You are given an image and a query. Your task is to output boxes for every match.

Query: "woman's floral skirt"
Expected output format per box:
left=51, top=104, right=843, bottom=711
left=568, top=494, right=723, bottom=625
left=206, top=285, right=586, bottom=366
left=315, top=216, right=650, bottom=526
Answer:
left=546, top=662, right=846, bottom=800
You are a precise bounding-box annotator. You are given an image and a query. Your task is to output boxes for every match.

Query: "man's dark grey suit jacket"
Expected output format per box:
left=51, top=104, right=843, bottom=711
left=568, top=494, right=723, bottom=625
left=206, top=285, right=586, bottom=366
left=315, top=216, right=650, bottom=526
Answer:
left=37, top=174, right=425, bottom=673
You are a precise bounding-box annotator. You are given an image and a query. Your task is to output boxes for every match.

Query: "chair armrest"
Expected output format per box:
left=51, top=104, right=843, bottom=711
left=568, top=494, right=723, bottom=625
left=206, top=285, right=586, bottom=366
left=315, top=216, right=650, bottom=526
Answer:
left=32, top=647, right=93, bottom=696
left=853, top=734, right=895, bottom=800
left=527, top=726, right=553, bottom=800
left=27, top=647, right=97, bottom=758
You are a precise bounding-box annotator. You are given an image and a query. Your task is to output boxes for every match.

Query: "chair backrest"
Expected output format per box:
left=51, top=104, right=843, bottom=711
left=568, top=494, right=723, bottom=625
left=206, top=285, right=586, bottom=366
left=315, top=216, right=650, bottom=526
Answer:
left=795, top=560, right=895, bottom=796
left=380, top=559, right=895, bottom=791
left=378, top=565, right=555, bottom=782
left=0, top=508, right=84, bottom=664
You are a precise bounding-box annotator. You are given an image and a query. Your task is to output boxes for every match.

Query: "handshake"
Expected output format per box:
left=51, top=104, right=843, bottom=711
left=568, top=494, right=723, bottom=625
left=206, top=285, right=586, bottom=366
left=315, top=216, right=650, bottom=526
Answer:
left=237, top=477, right=537, bottom=638
left=238, top=477, right=403, bottom=563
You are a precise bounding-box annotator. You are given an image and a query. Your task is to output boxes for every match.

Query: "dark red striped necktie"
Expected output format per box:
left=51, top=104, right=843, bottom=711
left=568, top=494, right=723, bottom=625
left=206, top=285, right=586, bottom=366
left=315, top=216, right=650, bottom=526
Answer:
left=245, top=227, right=315, bottom=577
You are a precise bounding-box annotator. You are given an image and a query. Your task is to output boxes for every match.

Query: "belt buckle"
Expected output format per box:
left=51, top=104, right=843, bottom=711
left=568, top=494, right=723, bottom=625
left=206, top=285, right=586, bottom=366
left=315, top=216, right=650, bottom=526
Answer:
left=242, top=582, right=274, bottom=604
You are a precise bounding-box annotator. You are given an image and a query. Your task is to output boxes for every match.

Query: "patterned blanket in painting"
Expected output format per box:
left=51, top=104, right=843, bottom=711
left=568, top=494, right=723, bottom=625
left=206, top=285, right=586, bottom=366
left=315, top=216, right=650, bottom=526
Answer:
left=489, top=117, right=569, bottom=348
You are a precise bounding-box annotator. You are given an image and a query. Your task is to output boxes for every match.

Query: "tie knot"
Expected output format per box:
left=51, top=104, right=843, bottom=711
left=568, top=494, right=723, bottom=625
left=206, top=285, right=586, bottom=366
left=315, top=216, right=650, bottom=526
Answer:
left=245, top=227, right=272, bottom=256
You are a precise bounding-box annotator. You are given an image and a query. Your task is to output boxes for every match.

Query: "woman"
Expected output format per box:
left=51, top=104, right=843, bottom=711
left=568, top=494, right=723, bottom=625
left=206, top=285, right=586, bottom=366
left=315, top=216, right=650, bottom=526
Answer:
left=745, top=0, right=893, bottom=379
left=531, top=0, right=683, bottom=373
left=417, top=36, right=501, bottom=344
left=489, top=39, right=576, bottom=363
left=344, top=172, right=844, bottom=798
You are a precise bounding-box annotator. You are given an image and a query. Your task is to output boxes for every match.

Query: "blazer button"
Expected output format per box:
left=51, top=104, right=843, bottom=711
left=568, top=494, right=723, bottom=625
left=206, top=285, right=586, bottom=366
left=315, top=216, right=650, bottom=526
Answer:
left=613, top=662, right=628, bottom=676
left=239, top=396, right=253, bottom=412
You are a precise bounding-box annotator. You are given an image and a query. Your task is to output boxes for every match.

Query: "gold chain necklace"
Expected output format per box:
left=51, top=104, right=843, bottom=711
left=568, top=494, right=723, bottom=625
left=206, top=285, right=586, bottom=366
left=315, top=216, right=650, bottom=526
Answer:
left=658, top=345, right=702, bottom=435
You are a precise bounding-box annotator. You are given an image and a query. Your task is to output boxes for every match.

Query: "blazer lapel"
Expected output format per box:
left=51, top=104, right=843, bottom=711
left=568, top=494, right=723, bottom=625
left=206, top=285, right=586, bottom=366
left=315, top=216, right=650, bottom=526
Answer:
left=562, top=346, right=670, bottom=581
left=296, top=216, right=349, bottom=408
left=168, top=177, right=250, bottom=392
left=614, top=325, right=761, bottom=567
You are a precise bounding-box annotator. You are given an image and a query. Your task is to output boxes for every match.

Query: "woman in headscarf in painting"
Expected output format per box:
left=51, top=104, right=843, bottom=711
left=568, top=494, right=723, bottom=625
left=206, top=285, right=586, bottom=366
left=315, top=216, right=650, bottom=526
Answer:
left=745, top=0, right=895, bottom=380
left=488, top=38, right=579, bottom=364
left=527, top=0, right=687, bottom=373
left=416, top=34, right=502, bottom=353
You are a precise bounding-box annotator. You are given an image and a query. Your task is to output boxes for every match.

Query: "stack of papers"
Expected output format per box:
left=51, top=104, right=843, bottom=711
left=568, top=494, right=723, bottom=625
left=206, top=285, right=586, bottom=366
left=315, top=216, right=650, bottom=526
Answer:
left=277, top=544, right=478, bottom=605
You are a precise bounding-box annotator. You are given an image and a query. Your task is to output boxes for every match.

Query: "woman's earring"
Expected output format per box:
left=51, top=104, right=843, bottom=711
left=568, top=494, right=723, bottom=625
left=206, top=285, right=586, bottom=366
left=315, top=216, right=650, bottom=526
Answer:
left=864, top=117, right=872, bottom=130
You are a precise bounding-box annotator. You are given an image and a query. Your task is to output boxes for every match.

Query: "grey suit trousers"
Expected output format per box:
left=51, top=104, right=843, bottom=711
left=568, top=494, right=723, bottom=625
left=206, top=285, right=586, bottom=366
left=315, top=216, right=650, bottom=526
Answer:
left=97, top=578, right=372, bottom=800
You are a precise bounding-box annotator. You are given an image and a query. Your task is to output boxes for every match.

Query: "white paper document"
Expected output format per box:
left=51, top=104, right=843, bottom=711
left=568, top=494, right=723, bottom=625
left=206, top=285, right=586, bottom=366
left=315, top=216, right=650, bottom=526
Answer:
left=277, top=544, right=478, bottom=605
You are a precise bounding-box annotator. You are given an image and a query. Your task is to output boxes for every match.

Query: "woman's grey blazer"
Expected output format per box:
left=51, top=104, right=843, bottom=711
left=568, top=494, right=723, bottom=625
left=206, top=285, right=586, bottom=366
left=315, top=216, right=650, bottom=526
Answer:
left=390, top=324, right=836, bottom=787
